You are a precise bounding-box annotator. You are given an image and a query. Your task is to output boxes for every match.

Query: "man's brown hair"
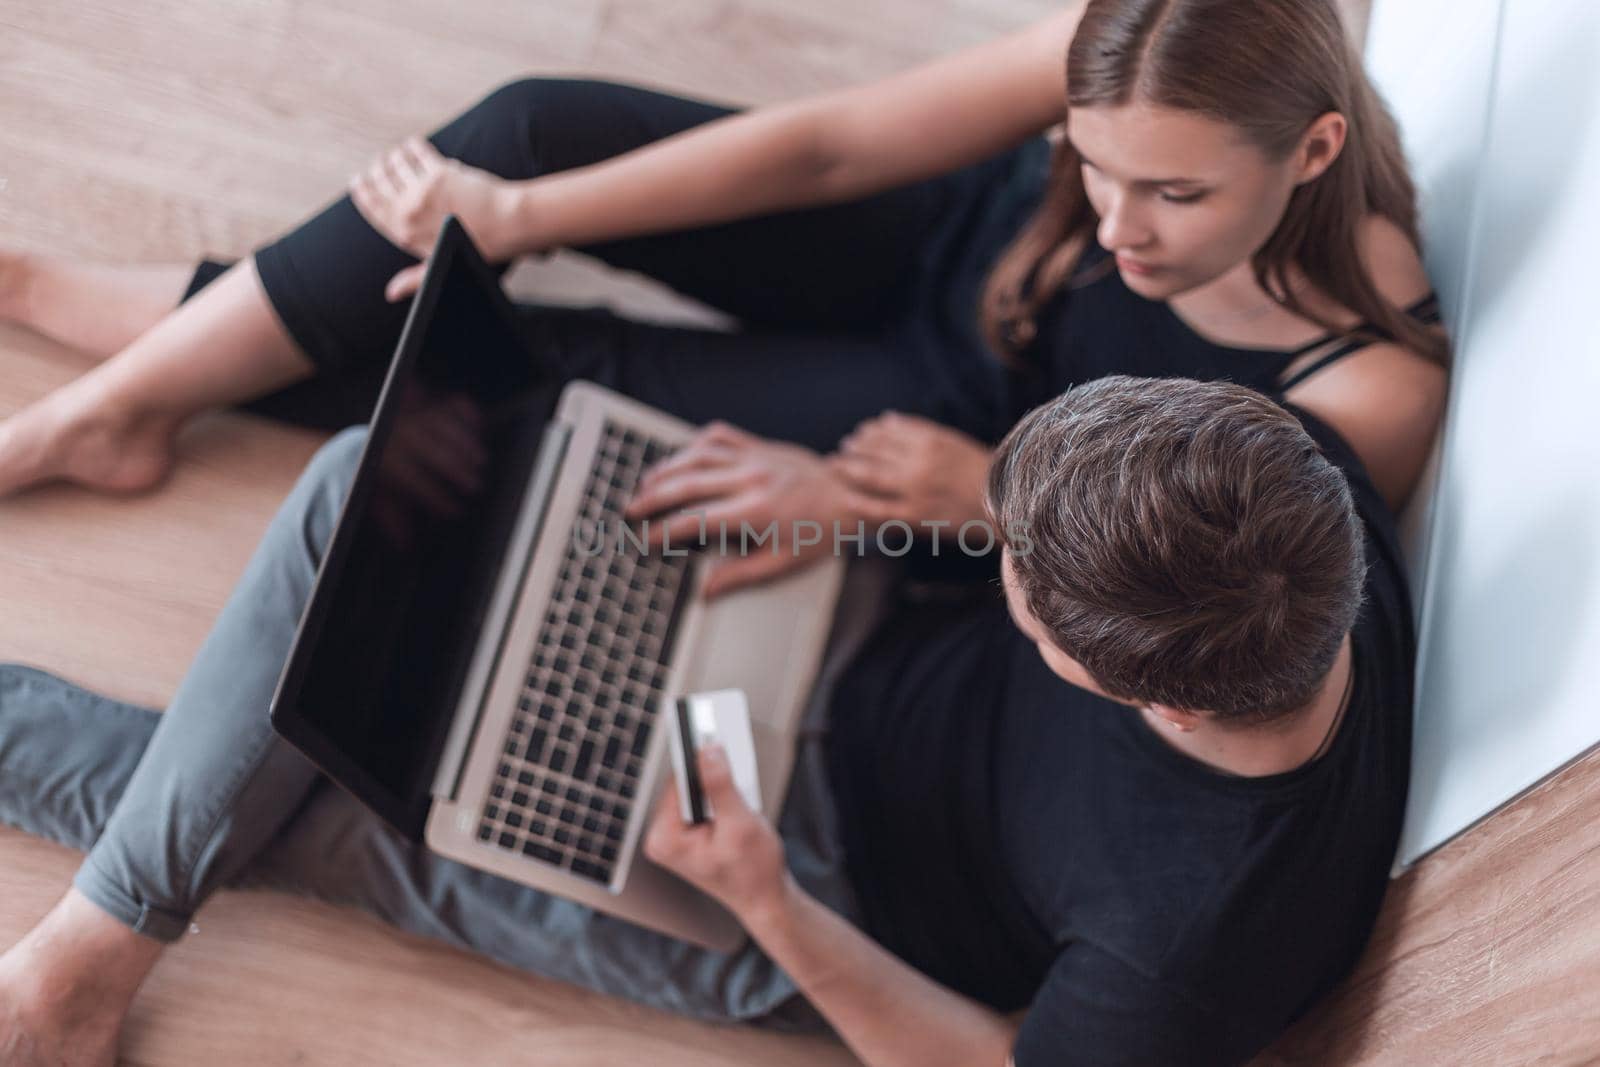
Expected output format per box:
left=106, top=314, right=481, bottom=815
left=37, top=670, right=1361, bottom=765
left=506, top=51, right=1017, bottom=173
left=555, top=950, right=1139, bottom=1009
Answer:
left=987, top=375, right=1366, bottom=725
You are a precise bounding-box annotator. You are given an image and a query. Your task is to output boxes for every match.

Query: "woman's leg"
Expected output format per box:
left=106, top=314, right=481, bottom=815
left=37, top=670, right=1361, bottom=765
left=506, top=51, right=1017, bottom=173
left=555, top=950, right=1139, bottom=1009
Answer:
left=0, top=77, right=969, bottom=495
left=0, top=258, right=315, bottom=497
left=0, top=250, right=193, bottom=358
left=515, top=302, right=942, bottom=451
left=235, top=77, right=956, bottom=384
left=198, top=77, right=968, bottom=433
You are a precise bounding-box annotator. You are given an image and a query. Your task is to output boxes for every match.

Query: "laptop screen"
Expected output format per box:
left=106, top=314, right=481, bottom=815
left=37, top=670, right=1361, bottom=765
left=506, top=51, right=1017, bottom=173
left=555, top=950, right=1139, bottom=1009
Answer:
left=270, top=221, right=560, bottom=839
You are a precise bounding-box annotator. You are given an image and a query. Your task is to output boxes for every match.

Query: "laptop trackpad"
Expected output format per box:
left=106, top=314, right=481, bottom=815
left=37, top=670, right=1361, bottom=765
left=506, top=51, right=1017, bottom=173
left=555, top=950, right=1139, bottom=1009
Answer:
left=681, top=563, right=838, bottom=728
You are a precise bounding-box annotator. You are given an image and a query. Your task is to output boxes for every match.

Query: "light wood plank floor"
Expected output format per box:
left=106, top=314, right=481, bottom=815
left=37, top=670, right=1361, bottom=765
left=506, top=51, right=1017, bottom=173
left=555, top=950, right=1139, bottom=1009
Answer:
left=6, top=1, right=1598, bottom=1065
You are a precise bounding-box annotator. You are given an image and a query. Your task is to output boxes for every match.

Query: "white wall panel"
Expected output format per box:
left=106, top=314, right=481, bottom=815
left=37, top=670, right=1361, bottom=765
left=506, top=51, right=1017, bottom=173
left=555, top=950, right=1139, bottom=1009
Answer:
left=1367, top=0, right=1600, bottom=869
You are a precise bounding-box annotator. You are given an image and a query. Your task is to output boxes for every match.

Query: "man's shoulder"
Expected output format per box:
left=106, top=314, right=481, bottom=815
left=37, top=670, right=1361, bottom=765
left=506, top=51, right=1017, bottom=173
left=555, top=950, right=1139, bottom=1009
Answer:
left=1281, top=400, right=1413, bottom=605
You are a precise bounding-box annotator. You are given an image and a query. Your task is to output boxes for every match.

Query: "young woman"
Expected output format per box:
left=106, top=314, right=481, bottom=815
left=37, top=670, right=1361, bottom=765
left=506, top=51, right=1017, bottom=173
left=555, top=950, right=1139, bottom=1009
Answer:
left=0, top=1, right=1448, bottom=1064
left=0, top=0, right=1443, bottom=538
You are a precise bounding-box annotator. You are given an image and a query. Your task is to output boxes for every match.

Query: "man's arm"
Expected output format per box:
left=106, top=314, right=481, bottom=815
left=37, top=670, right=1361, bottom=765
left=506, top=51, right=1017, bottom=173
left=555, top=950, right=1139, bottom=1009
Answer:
left=747, top=876, right=1020, bottom=1067
left=644, top=746, right=1021, bottom=1067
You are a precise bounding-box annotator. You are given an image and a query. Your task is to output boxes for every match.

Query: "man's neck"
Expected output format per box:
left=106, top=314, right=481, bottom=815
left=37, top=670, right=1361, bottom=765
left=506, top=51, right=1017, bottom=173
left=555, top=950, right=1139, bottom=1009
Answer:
left=1137, top=636, right=1355, bottom=779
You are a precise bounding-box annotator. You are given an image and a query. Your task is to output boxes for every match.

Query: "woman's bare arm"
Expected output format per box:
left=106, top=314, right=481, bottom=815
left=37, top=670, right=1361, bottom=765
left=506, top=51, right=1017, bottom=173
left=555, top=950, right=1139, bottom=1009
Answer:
left=507, top=7, right=1082, bottom=252
left=1286, top=342, right=1447, bottom=511
left=1284, top=216, right=1450, bottom=510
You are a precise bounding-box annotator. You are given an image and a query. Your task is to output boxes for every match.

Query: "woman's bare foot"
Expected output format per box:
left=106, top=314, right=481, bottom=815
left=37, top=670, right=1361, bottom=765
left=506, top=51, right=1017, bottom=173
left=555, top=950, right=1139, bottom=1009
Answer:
left=0, top=377, right=180, bottom=498
left=0, top=247, right=194, bottom=358
left=0, top=248, right=33, bottom=324
left=0, top=256, right=317, bottom=500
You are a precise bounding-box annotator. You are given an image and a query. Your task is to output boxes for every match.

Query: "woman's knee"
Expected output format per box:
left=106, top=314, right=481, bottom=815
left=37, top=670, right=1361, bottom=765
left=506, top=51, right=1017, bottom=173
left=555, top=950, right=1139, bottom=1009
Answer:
left=467, top=76, right=608, bottom=129
left=443, top=77, right=627, bottom=177
left=439, top=77, right=724, bottom=182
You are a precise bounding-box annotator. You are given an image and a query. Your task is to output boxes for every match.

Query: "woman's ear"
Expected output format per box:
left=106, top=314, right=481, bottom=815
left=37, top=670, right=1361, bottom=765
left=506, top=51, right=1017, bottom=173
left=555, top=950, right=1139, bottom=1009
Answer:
left=1294, top=111, right=1349, bottom=185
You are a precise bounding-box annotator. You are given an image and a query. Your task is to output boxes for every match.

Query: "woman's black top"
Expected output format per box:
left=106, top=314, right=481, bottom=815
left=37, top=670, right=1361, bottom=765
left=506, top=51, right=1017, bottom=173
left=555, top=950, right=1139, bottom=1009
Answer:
left=885, top=136, right=1440, bottom=445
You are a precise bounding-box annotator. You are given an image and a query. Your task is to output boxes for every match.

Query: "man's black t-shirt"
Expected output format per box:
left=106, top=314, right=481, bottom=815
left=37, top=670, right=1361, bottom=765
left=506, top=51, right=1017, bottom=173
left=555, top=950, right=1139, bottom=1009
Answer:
left=824, top=406, right=1415, bottom=1066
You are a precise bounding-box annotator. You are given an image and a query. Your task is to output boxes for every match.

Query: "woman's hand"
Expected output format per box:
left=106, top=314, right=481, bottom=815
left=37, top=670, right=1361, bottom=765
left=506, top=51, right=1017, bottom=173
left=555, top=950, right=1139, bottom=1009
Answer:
left=828, top=412, right=995, bottom=530
left=347, top=136, right=529, bottom=301
left=644, top=744, right=791, bottom=924
left=625, top=421, right=865, bottom=598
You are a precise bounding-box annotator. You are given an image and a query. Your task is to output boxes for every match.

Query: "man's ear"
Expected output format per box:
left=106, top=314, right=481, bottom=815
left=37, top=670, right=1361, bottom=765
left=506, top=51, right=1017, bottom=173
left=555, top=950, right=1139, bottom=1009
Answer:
left=1294, top=111, right=1348, bottom=185
left=1146, top=704, right=1205, bottom=733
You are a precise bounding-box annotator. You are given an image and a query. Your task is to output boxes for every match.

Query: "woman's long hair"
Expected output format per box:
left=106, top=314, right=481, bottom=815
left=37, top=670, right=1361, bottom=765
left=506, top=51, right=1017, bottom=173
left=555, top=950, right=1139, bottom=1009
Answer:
left=979, top=0, right=1449, bottom=366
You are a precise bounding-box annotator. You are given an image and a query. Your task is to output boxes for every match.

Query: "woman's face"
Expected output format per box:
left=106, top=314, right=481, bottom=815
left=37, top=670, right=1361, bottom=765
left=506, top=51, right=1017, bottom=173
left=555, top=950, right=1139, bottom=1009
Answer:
left=1066, top=102, right=1310, bottom=301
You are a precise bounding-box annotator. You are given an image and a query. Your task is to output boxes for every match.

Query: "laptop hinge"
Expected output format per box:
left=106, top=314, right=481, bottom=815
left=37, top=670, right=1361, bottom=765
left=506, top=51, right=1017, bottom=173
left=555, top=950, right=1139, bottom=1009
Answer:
left=431, top=419, right=573, bottom=802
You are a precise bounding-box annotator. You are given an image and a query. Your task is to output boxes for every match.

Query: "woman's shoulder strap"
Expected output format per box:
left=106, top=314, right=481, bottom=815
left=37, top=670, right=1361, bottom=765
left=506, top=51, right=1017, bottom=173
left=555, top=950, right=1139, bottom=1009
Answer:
left=1277, top=292, right=1442, bottom=392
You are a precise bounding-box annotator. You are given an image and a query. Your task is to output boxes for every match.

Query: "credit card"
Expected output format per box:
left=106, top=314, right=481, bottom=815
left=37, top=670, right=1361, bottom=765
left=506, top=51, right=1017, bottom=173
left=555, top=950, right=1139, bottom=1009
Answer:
left=668, top=689, right=761, bottom=824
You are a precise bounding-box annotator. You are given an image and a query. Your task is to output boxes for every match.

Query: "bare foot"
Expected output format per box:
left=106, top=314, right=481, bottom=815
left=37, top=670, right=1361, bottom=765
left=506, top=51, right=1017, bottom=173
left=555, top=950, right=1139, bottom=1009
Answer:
left=0, top=380, right=179, bottom=498
left=0, top=953, right=121, bottom=1067
left=0, top=248, right=32, bottom=323
left=0, top=890, right=164, bottom=1067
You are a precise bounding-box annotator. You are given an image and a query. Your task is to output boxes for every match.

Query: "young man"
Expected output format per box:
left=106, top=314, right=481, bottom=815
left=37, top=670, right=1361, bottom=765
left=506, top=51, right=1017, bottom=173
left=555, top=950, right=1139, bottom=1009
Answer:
left=0, top=376, right=1410, bottom=1067
left=650, top=375, right=1415, bottom=1065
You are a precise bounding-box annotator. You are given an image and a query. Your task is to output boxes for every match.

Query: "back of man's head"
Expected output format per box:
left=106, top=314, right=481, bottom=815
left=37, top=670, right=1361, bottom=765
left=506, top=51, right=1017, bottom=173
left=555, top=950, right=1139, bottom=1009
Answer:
left=987, top=375, right=1366, bottom=726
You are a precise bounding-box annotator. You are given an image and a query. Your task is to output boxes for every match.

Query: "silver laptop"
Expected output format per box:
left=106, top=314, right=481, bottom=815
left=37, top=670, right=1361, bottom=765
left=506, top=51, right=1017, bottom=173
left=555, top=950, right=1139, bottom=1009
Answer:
left=270, top=218, right=844, bottom=951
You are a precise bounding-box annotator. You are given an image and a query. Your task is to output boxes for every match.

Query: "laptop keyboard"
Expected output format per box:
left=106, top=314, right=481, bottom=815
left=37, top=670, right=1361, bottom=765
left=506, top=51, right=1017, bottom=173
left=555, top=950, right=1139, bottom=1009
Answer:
left=477, top=420, right=695, bottom=885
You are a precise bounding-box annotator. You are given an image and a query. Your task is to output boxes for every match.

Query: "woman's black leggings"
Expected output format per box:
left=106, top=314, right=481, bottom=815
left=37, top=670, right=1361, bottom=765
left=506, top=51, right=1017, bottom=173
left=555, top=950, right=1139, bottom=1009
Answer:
left=189, top=77, right=1022, bottom=452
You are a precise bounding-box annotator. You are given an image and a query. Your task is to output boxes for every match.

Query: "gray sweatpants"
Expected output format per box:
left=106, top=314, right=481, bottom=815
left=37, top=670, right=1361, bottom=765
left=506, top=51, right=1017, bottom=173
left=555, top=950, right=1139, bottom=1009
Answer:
left=0, top=427, right=888, bottom=1031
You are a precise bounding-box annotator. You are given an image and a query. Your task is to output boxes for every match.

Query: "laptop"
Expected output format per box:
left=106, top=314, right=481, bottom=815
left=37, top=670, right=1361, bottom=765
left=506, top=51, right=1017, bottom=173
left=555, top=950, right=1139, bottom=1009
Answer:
left=269, top=217, right=845, bottom=951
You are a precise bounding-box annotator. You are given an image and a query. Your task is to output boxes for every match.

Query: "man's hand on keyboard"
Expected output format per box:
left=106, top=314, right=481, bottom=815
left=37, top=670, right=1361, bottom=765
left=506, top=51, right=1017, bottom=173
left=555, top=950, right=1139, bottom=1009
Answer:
left=624, top=421, right=873, bottom=598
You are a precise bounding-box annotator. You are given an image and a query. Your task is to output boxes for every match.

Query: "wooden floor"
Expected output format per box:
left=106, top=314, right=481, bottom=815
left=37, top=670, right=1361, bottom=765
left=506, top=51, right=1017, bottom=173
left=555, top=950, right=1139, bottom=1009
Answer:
left=4, top=0, right=1598, bottom=1064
